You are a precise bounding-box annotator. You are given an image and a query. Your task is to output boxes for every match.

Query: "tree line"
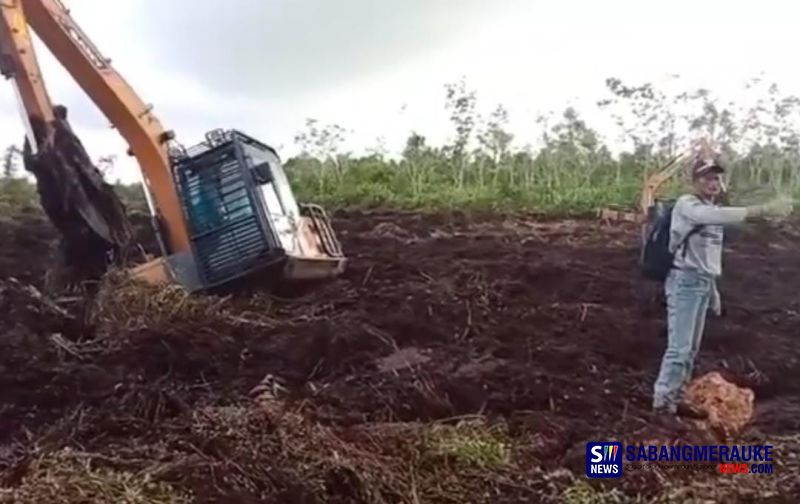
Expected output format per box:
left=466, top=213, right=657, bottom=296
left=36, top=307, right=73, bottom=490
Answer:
left=3, top=74, right=799, bottom=214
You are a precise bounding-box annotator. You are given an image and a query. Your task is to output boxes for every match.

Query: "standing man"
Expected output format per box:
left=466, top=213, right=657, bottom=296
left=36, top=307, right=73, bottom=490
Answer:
left=652, top=158, right=793, bottom=418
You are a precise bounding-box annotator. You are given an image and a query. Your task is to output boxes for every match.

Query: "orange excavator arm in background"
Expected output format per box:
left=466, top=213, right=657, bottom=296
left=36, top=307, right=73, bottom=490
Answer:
left=0, top=0, right=190, bottom=256
left=599, top=138, right=721, bottom=225
left=639, top=152, right=689, bottom=214
left=639, top=138, right=719, bottom=214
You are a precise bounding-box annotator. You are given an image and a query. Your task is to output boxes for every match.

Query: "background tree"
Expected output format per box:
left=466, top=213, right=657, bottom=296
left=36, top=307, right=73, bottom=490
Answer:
left=2, top=145, right=21, bottom=179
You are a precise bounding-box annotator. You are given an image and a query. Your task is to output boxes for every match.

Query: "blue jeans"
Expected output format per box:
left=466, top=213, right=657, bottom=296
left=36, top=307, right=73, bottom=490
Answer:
left=652, top=268, right=713, bottom=412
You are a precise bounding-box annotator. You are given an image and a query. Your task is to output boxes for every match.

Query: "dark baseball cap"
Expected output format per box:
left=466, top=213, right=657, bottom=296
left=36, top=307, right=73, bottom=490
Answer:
left=692, top=158, right=725, bottom=179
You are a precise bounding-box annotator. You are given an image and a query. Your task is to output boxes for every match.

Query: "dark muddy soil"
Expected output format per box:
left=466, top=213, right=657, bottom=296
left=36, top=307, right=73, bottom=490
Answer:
left=0, top=207, right=54, bottom=284
left=0, top=208, right=798, bottom=502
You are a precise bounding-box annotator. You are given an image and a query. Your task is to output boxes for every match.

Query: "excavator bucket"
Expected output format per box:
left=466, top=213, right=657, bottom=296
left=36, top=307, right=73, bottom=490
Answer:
left=22, top=106, right=135, bottom=287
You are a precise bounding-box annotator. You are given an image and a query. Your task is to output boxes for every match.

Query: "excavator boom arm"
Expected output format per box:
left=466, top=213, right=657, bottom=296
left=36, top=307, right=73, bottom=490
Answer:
left=640, top=139, right=719, bottom=212
left=0, top=0, right=190, bottom=255
left=0, top=0, right=53, bottom=137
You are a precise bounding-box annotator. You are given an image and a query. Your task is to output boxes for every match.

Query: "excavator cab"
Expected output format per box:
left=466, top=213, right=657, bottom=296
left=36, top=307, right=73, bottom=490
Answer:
left=134, top=129, right=346, bottom=292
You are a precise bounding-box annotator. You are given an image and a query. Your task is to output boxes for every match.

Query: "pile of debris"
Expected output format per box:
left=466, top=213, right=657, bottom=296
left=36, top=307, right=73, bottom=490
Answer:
left=22, top=106, right=135, bottom=288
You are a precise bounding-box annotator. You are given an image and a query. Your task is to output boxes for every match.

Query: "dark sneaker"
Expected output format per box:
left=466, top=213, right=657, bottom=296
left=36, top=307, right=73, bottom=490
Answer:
left=651, top=407, right=691, bottom=432
left=652, top=405, right=673, bottom=415
left=676, top=401, right=708, bottom=419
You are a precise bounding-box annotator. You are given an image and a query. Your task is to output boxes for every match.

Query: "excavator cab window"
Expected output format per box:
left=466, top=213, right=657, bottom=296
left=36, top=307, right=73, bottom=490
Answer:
left=181, top=153, right=255, bottom=235
left=239, top=140, right=301, bottom=253
left=184, top=169, right=224, bottom=232
left=252, top=159, right=273, bottom=184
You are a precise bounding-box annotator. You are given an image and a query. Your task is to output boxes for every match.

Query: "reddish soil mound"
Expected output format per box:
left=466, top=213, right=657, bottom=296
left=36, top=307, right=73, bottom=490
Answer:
left=0, top=208, right=798, bottom=501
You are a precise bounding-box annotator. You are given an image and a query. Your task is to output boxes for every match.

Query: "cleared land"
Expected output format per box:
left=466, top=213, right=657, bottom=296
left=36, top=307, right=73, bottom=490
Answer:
left=0, top=208, right=798, bottom=502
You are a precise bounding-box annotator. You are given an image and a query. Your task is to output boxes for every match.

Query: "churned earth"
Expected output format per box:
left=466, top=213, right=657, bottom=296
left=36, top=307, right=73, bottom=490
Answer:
left=0, top=208, right=798, bottom=502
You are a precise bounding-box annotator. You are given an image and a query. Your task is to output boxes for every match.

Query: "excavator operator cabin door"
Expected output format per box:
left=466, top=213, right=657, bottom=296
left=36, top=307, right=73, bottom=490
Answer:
left=240, top=141, right=300, bottom=254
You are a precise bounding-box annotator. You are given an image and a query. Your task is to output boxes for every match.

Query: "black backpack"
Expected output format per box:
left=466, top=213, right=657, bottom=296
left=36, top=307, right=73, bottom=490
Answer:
left=641, top=199, right=701, bottom=282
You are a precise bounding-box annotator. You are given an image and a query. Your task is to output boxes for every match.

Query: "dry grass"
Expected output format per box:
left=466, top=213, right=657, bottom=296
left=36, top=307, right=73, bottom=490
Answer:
left=89, top=271, right=277, bottom=344
left=422, top=419, right=511, bottom=469
left=0, top=449, right=192, bottom=504
left=561, top=480, right=639, bottom=504
left=184, top=398, right=565, bottom=503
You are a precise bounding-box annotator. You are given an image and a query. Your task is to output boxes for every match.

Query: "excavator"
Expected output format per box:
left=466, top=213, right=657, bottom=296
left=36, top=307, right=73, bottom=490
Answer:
left=598, top=138, right=721, bottom=223
left=0, top=0, right=346, bottom=293
left=595, top=138, right=724, bottom=266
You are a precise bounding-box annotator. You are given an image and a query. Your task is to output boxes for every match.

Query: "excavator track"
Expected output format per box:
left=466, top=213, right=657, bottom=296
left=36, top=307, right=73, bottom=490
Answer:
left=22, top=106, right=135, bottom=288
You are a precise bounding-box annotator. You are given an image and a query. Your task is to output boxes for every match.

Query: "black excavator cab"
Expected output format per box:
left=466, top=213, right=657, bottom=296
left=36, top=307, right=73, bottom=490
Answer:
left=164, top=129, right=346, bottom=291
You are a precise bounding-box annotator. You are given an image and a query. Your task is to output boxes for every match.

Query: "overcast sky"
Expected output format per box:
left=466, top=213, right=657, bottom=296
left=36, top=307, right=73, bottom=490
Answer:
left=1, top=0, right=799, bottom=183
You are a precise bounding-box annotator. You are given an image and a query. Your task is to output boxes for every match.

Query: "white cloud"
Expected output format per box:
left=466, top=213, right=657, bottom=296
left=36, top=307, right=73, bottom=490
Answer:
left=0, top=0, right=798, bottom=183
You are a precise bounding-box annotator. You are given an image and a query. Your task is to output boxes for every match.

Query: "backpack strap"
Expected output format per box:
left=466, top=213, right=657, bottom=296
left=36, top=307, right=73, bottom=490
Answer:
left=674, top=194, right=706, bottom=259
left=679, top=225, right=703, bottom=258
